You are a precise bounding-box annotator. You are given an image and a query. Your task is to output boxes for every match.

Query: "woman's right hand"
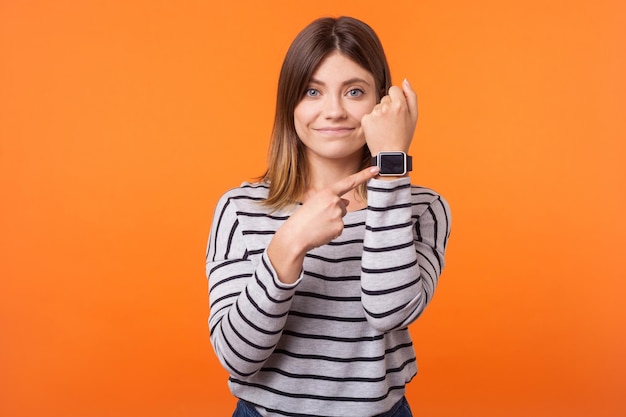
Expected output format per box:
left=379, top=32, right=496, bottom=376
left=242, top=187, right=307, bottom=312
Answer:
left=267, top=166, right=379, bottom=283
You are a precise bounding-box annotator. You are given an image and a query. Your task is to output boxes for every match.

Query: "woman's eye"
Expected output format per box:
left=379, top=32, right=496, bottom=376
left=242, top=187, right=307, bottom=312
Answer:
left=347, top=88, right=364, bottom=97
left=305, top=88, right=319, bottom=97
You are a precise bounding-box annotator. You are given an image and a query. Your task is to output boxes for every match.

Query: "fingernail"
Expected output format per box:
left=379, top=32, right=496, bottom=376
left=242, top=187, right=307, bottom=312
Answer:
left=403, top=78, right=410, bottom=86
left=370, top=166, right=380, bottom=174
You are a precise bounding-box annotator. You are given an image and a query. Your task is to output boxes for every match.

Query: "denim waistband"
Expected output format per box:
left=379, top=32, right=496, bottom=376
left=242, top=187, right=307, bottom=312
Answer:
left=373, top=396, right=409, bottom=417
left=235, top=396, right=409, bottom=417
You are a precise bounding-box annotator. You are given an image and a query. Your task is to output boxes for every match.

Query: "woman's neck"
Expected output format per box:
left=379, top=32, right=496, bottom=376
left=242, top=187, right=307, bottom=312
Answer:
left=300, top=156, right=368, bottom=211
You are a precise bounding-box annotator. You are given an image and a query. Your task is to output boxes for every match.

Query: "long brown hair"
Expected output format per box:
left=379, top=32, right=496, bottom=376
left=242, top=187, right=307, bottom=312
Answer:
left=261, top=16, right=392, bottom=210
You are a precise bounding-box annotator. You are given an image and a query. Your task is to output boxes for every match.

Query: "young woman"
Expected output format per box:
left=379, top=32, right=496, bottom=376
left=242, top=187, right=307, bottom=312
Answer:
left=206, top=16, right=451, bottom=417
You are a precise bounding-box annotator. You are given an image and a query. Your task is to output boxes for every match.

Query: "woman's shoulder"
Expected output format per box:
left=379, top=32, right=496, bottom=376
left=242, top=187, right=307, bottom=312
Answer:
left=409, top=183, right=451, bottom=216
left=219, top=181, right=270, bottom=200
left=214, top=181, right=270, bottom=214
left=410, top=184, right=444, bottom=200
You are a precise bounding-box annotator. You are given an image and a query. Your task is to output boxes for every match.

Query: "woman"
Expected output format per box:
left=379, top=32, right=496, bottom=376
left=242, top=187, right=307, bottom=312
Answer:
left=206, top=16, right=451, bottom=417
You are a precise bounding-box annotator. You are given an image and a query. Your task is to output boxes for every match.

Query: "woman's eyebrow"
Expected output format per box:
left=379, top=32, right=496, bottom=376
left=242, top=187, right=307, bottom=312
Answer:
left=309, top=77, right=373, bottom=87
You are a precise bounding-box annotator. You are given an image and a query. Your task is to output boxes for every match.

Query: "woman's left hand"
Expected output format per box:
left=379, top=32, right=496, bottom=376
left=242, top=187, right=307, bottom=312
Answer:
left=360, top=79, right=418, bottom=155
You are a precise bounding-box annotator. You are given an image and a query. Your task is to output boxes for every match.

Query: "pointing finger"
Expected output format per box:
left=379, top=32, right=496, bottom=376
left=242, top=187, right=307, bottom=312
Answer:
left=330, top=166, right=380, bottom=197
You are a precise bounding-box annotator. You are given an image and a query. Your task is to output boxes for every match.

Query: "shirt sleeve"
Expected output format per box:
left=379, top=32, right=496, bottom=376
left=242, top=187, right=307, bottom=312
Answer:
left=206, top=192, right=302, bottom=378
left=361, top=177, right=451, bottom=332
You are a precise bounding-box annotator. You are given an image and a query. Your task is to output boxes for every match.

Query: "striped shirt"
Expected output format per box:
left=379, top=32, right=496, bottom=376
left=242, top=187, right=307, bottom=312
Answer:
left=206, top=177, right=451, bottom=417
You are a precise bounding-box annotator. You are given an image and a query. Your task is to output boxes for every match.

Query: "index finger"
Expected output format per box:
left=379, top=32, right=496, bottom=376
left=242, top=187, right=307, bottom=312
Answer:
left=329, top=166, right=380, bottom=197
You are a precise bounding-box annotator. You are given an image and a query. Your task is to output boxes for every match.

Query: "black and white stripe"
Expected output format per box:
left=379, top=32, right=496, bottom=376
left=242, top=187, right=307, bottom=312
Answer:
left=206, top=178, right=451, bottom=416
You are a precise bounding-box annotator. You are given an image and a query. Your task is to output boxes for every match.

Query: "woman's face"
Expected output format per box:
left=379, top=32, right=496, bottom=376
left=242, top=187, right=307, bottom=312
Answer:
left=294, top=51, right=377, bottom=165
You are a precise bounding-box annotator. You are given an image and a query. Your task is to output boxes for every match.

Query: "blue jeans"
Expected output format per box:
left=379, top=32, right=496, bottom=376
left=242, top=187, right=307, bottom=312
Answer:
left=232, top=397, right=412, bottom=417
left=232, top=400, right=262, bottom=417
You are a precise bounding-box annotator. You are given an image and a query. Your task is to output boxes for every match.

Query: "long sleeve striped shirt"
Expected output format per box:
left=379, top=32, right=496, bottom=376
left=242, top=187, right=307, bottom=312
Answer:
left=206, top=177, right=451, bottom=417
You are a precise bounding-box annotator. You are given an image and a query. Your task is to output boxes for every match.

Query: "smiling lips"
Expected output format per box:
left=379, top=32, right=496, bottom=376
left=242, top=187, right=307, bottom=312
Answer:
left=314, top=126, right=355, bottom=136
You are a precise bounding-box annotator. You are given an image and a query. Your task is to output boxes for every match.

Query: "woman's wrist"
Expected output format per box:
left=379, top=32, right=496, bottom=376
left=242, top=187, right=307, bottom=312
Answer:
left=268, top=226, right=307, bottom=284
left=374, top=174, right=409, bottom=181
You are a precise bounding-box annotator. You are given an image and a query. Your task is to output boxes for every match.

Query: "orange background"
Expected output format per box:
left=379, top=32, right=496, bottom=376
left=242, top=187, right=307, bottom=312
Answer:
left=1, top=1, right=625, bottom=416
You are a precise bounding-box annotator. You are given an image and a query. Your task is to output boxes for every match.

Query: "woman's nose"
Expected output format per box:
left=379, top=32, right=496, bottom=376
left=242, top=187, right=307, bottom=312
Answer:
left=322, top=96, right=347, bottom=119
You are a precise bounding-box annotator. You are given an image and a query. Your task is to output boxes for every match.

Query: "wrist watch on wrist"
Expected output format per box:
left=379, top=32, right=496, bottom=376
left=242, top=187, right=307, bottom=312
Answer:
left=371, top=151, right=413, bottom=176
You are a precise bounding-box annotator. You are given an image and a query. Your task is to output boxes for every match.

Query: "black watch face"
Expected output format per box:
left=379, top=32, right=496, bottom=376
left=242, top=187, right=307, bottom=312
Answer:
left=380, top=153, right=406, bottom=175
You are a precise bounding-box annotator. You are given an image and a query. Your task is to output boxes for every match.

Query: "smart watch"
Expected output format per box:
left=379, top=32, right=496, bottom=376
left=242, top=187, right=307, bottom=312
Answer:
left=371, top=151, right=413, bottom=176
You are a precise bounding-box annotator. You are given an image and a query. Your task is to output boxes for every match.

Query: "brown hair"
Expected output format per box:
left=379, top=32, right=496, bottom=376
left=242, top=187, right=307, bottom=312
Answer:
left=261, top=16, right=392, bottom=210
